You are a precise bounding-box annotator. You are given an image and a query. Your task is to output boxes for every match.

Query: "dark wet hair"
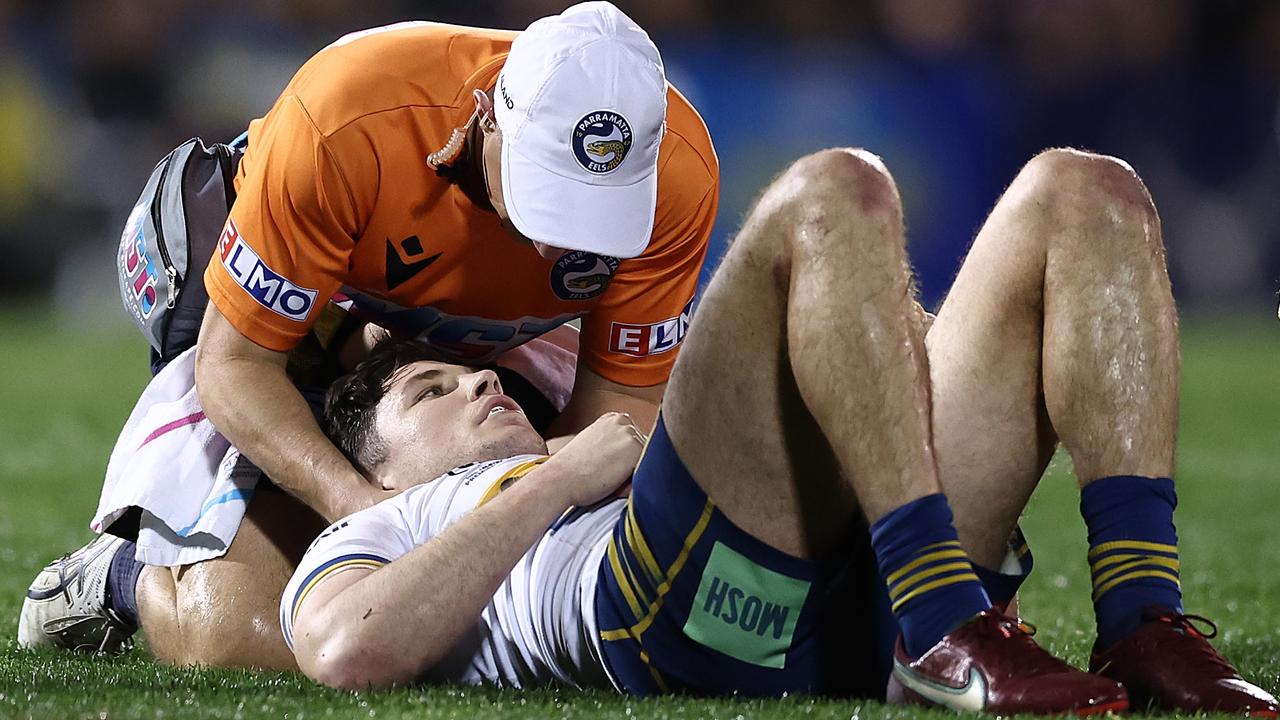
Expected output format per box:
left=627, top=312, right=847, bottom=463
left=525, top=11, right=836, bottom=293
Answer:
left=323, top=337, right=560, bottom=474
left=322, top=339, right=454, bottom=474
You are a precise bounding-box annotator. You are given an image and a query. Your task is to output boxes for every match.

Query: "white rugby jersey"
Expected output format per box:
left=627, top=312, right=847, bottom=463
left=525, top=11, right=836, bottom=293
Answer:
left=280, top=454, right=625, bottom=689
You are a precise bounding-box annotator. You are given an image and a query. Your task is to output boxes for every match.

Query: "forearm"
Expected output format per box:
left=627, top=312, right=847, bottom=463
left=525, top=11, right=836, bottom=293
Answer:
left=546, top=379, right=663, bottom=439
left=336, top=321, right=390, bottom=370
left=196, top=352, right=369, bottom=521
left=194, top=303, right=373, bottom=521
left=300, top=471, right=569, bottom=688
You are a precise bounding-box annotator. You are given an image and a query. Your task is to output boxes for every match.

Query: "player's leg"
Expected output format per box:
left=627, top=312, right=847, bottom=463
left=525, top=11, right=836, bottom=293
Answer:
left=133, top=564, right=181, bottom=662
left=927, top=148, right=1275, bottom=714
left=664, top=148, right=937, bottom=557
left=136, top=488, right=325, bottom=668
left=598, top=149, right=943, bottom=696
left=597, top=149, right=1125, bottom=711
left=925, top=148, right=1176, bottom=580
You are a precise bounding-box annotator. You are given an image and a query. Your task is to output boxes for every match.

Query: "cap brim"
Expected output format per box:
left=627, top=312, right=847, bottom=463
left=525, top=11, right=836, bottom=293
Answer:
left=501, top=140, right=656, bottom=259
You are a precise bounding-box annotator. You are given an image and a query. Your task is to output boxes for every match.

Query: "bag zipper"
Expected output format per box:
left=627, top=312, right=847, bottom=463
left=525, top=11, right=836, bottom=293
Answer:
left=149, top=147, right=181, bottom=309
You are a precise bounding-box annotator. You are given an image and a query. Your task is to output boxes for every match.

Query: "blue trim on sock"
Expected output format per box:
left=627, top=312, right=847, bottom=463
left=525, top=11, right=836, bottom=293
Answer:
left=870, top=494, right=991, bottom=657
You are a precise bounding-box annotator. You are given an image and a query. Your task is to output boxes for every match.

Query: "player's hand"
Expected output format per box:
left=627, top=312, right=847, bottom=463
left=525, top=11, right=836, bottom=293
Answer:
left=543, top=412, right=644, bottom=507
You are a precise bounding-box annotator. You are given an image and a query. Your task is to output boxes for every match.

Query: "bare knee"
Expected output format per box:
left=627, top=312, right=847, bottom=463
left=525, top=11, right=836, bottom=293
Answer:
left=784, top=148, right=900, bottom=215
left=748, top=148, right=903, bottom=267
left=1016, top=148, right=1161, bottom=250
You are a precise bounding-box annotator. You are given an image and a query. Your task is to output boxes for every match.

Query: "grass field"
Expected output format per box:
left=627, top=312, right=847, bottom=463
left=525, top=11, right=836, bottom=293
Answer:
left=1, top=308, right=1277, bottom=719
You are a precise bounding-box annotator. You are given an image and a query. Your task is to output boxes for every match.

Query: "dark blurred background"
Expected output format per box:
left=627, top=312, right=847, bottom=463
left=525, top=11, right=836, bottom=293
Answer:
left=2, top=0, right=1277, bottom=326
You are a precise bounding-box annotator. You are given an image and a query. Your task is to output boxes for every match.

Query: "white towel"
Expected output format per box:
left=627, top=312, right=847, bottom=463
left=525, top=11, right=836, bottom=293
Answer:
left=494, top=324, right=579, bottom=413
left=91, top=347, right=257, bottom=567
left=89, top=327, right=579, bottom=568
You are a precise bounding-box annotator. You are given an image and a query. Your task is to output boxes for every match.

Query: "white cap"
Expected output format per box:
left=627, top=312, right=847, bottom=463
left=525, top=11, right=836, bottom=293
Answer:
left=495, top=1, right=667, bottom=259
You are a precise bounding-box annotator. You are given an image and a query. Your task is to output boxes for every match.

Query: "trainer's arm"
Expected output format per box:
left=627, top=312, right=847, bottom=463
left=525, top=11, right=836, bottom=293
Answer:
left=195, top=303, right=383, bottom=521
left=290, top=414, right=642, bottom=690
left=546, top=363, right=664, bottom=446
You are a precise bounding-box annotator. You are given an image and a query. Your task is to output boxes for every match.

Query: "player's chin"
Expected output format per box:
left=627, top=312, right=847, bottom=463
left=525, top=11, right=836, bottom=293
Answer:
left=480, top=419, right=547, bottom=457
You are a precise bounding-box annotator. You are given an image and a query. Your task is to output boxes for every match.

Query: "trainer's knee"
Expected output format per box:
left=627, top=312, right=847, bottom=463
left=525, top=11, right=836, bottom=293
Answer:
left=171, top=564, right=294, bottom=670
left=1016, top=148, right=1160, bottom=243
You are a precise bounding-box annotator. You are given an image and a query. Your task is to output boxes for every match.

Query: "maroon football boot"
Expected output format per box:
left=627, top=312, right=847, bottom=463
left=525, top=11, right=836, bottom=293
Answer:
left=1090, top=608, right=1279, bottom=716
left=887, top=610, right=1129, bottom=715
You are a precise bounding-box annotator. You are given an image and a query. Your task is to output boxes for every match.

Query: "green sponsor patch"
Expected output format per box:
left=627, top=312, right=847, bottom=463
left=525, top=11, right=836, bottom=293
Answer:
left=681, top=541, right=811, bottom=669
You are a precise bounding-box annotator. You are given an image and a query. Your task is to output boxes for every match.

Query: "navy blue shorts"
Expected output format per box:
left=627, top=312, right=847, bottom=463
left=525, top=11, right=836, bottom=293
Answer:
left=594, top=416, right=900, bottom=698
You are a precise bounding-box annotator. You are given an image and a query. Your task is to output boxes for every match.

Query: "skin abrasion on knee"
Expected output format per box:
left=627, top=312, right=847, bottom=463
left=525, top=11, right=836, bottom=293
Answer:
left=797, top=148, right=898, bottom=217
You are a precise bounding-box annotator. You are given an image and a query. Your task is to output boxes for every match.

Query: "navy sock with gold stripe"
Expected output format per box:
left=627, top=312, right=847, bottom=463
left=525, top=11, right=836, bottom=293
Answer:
left=1081, top=475, right=1182, bottom=649
left=870, top=493, right=991, bottom=657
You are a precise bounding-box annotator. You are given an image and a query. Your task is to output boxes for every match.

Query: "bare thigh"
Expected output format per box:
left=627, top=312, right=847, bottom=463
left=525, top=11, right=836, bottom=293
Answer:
left=663, top=227, right=852, bottom=559
left=663, top=149, right=923, bottom=558
left=137, top=488, right=326, bottom=669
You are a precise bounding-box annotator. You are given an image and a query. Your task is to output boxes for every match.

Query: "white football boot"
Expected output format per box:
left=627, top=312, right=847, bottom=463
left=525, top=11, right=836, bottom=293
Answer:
left=18, top=534, right=138, bottom=653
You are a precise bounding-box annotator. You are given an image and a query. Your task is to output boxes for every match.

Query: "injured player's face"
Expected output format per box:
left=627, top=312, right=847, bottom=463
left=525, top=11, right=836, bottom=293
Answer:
left=370, top=360, right=547, bottom=491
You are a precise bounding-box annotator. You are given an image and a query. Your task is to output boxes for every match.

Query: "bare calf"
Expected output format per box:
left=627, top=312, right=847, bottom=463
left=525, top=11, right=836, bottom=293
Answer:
left=927, top=148, right=1177, bottom=567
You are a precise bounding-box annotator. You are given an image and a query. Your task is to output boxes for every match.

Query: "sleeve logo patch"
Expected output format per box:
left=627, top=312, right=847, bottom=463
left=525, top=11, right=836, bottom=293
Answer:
left=608, top=298, right=694, bottom=357
left=219, top=220, right=318, bottom=322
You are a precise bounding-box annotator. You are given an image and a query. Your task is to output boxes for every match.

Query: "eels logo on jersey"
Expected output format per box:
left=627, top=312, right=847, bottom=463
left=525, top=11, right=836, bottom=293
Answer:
left=573, top=111, right=632, bottom=174
left=550, top=250, right=619, bottom=301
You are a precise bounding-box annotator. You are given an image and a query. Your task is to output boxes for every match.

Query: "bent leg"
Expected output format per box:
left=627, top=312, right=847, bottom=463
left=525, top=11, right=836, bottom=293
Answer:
left=600, top=150, right=1141, bottom=709
left=927, top=148, right=1177, bottom=568
left=927, top=149, right=1278, bottom=715
left=664, top=148, right=939, bottom=558
left=137, top=489, right=326, bottom=669
left=598, top=149, right=943, bottom=696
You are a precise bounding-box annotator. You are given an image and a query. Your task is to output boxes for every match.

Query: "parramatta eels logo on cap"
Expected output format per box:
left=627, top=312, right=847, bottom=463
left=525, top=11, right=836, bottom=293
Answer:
left=572, top=111, right=632, bottom=174
left=550, top=250, right=620, bottom=301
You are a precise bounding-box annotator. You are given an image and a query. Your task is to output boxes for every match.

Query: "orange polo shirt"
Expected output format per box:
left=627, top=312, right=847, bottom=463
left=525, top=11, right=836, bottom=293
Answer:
left=204, top=21, right=719, bottom=387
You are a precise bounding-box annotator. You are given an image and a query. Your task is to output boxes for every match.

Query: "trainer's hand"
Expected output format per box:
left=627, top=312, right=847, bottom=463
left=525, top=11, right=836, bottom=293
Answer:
left=542, top=412, right=644, bottom=507
left=332, top=484, right=400, bottom=518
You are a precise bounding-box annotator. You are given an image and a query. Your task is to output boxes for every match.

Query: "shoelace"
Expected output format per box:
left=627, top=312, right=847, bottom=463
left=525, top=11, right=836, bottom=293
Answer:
left=964, top=611, right=1086, bottom=677
left=972, top=611, right=1038, bottom=639
left=1162, top=612, right=1218, bottom=640
left=52, top=538, right=114, bottom=605
left=1149, top=611, right=1236, bottom=677
left=55, top=553, right=85, bottom=605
